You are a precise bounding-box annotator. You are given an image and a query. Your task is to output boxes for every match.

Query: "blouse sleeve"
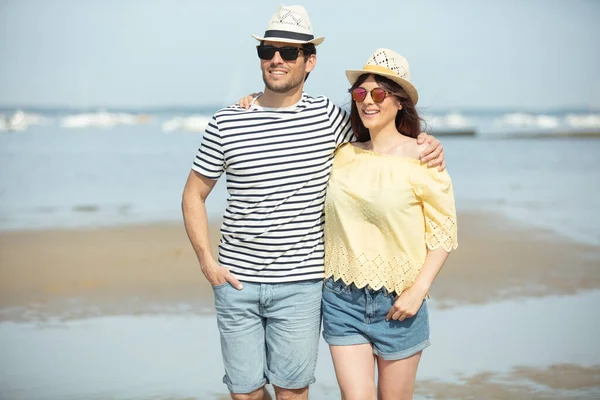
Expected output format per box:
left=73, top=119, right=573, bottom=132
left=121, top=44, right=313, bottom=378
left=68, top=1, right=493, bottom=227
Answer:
left=415, top=167, right=458, bottom=252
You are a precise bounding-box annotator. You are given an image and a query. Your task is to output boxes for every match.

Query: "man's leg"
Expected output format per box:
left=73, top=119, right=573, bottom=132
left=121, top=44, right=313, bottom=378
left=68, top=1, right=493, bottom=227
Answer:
left=263, top=280, right=323, bottom=400
left=230, top=387, right=273, bottom=400
left=212, top=282, right=268, bottom=398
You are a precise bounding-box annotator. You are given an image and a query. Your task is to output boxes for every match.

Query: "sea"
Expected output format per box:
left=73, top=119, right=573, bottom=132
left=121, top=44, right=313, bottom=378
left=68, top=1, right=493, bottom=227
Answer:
left=1, top=106, right=599, bottom=246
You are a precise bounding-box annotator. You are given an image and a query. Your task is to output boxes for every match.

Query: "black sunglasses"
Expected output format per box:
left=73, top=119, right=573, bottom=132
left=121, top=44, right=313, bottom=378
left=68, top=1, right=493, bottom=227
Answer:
left=257, top=45, right=305, bottom=61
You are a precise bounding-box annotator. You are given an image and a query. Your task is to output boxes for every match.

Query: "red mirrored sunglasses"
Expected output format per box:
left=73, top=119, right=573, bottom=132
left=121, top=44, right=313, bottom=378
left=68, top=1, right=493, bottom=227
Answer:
left=351, top=87, right=392, bottom=104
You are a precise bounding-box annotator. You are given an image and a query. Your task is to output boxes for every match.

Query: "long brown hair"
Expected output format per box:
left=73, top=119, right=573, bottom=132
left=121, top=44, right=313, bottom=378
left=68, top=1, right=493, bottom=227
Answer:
left=350, top=74, right=423, bottom=142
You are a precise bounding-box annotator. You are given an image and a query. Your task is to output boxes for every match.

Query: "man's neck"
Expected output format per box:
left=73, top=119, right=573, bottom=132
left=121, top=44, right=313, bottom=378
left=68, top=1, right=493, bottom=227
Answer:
left=257, top=86, right=304, bottom=108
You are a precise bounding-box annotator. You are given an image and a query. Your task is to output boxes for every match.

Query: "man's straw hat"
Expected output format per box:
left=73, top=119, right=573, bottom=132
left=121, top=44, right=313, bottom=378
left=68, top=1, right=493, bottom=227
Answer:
left=252, top=5, right=325, bottom=46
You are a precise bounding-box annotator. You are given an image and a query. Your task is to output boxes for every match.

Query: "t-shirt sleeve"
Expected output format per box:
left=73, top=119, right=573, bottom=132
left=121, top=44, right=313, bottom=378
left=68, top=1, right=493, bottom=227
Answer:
left=416, top=168, right=458, bottom=252
left=326, top=98, right=356, bottom=147
left=191, top=115, right=225, bottom=180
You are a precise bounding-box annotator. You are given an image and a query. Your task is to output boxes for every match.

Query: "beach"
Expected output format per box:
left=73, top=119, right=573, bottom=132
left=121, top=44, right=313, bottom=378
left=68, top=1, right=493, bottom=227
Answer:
left=1, top=123, right=600, bottom=399
left=1, top=213, right=599, bottom=321
left=1, top=211, right=599, bottom=399
left=2, top=1, right=600, bottom=397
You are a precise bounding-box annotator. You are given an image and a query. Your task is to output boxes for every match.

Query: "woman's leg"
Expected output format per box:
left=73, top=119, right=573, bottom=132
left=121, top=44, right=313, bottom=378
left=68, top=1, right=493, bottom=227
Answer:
left=376, top=351, right=422, bottom=400
left=329, top=344, right=377, bottom=400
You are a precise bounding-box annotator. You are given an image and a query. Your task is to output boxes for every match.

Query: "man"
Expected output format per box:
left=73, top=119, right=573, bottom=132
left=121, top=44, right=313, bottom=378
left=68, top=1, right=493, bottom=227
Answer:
left=182, top=5, right=445, bottom=400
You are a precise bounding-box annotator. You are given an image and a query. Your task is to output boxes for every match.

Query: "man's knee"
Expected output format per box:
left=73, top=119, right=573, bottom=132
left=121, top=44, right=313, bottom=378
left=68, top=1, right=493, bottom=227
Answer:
left=273, top=385, right=308, bottom=400
left=231, top=386, right=270, bottom=400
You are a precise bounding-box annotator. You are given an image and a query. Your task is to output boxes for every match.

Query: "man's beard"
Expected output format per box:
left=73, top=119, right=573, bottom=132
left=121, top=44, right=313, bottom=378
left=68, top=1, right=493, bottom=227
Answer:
left=262, top=70, right=304, bottom=94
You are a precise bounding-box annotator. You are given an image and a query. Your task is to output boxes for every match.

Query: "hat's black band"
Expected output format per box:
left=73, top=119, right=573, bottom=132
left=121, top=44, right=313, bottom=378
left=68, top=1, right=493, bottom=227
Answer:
left=263, top=30, right=314, bottom=41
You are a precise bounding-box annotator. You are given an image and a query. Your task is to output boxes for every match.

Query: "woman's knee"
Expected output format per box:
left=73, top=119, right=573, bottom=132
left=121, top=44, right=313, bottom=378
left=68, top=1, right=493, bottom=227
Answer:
left=340, top=387, right=376, bottom=400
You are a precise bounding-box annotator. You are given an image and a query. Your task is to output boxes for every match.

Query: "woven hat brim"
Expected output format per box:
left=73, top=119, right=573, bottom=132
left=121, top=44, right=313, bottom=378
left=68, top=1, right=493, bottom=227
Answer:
left=252, top=34, right=325, bottom=46
left=346, top=69, right=419, bottom=105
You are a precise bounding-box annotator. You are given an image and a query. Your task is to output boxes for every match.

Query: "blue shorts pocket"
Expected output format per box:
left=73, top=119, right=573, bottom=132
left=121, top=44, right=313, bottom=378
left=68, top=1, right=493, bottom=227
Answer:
left=323, top=277, right=348, bottom=295
left=212, top=282, right=229, bottom=290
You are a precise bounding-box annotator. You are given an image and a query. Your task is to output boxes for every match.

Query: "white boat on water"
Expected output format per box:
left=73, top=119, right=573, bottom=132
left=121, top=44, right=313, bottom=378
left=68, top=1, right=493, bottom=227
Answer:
left=60, top=111, right=153, bottom=129
left=496, top=112, right=559, bottom=129
left=0, top=110, right=51, bottom=132
left=162, top=115, right=210, bottom=133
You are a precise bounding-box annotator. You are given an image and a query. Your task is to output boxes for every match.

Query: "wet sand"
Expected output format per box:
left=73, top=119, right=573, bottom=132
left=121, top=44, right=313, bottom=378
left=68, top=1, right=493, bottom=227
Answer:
left=1, top=292, right=599, bottom=399
left=417, top=364, right=600, bottom=400
left=1, top=211, right=600, bottom=399
left=1, top=211, right=599, bottom=320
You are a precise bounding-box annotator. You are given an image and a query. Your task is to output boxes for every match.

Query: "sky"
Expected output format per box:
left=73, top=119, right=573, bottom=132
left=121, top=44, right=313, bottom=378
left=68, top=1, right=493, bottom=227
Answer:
left=0, top=0, right=599, bottom=110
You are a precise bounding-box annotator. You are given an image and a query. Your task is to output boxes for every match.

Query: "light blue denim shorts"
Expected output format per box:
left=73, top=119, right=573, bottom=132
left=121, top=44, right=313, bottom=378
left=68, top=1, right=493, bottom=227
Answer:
left=212, top=279, right=323, bottom=394
left=322, top=278, right=430, bottom=360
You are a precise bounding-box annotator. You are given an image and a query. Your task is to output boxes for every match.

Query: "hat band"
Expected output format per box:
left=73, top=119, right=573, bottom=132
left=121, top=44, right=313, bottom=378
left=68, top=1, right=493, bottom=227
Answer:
left=263, top=29, right=314, bottom=41
left=362, top=64, right=400, bottom=77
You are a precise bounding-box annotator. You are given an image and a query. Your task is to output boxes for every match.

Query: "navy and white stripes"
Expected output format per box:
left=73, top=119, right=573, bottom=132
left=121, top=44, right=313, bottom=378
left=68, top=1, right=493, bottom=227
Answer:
left=193, top=94, right=353, bottom=283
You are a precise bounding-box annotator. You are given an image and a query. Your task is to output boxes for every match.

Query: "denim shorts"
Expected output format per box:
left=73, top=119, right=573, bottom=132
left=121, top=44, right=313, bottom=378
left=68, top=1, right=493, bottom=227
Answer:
left=322, top=278, right=430, bottom=360
left=212, top=279, right=323, bottom=394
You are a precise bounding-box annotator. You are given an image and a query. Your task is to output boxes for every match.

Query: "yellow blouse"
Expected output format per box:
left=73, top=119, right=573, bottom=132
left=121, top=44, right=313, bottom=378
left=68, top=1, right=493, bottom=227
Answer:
left=324, top=142, right=458, bottom=294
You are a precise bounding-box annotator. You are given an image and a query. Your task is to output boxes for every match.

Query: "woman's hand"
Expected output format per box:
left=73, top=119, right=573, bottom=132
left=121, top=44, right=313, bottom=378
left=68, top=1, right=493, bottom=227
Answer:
left=238, top=92, right=263, bottom=109
left=386, top=284, right=428, bottom=321
left=416, top=133, right=445, bottom=171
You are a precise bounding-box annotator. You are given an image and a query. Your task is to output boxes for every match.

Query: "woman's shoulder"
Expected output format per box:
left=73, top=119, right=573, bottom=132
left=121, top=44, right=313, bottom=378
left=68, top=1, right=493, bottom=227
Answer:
left=397, top=138, right=423, bottom=160
left=350, top=141, right=370, bottom=150
left=335, top=141, right=367, bottom=155
left=333, top=142, right=357, bottom=162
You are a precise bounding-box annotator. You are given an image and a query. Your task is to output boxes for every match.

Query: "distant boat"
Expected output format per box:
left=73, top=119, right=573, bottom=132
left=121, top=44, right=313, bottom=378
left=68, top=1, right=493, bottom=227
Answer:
left=496, top=112, right=559, bottom=129
left=162, top=116, right=210, bottom=133
left=426, top=112, right=477, bottom=137
left=0, top=110, right=50, bottom=132
left=9, top=111, right=27, bottom=131
left=60, top=111, right=153, bottom=128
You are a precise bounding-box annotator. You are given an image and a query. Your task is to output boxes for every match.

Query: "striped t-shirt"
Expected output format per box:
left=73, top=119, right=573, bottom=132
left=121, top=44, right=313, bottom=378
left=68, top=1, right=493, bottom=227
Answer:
left=192, top=93, right=354, bottom=283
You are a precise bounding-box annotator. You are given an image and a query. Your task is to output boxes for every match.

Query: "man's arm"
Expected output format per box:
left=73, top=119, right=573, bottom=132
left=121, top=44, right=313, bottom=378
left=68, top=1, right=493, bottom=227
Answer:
left=238, top=93, right=446, bottom=170
left=182, top=170, right=243, bottom=290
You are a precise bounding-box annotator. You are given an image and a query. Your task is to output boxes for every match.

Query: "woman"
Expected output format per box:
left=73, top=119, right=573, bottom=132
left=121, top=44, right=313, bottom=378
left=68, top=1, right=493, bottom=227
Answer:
left=322, top=48, right=458, bottom=400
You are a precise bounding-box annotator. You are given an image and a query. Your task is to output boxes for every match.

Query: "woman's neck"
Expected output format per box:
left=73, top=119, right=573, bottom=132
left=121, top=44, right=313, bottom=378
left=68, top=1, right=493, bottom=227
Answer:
left=368, top=126, right=409, bottom=153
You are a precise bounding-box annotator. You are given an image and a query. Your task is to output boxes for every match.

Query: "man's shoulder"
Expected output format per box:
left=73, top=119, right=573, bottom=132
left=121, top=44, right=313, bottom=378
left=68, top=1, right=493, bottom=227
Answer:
left=305, top=94, right=347, bottom=113
left=214, top=103, right=248, bottom=115
left=301, top=93, right=332, bottom=107
left=303, top=93, right=330, bottom=101
left=210, top=104, right=256, bottom=121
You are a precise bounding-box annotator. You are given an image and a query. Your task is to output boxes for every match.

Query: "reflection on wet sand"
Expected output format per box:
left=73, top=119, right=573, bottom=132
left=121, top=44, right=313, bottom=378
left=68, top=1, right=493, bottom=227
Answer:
left=418, top=364, right=600, bottom=400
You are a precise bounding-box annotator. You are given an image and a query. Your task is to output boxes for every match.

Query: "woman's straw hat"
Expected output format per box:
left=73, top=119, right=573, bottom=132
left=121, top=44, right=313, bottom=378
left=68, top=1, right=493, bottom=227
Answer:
left=346, top=48, right=418, bottom=105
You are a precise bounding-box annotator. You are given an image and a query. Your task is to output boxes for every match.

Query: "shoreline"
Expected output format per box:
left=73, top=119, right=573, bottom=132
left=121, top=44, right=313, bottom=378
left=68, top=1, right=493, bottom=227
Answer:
left=1, top=210, right=599, bottom=322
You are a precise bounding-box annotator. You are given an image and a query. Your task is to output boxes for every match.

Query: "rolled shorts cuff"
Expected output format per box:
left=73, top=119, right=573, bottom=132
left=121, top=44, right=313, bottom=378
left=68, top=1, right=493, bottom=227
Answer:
left=223, top=375, right=267, bottom=394
left=323, top=332, right=371, bottom=346
left=265, top=370, right=315, bottom=390
left=374, top=339, right=431, bottom=361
